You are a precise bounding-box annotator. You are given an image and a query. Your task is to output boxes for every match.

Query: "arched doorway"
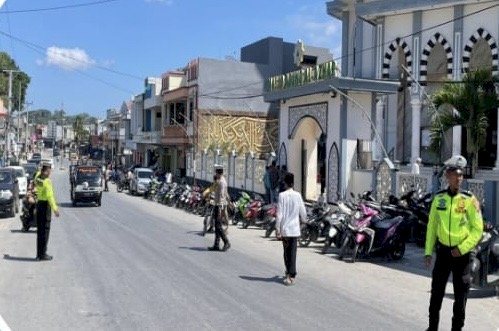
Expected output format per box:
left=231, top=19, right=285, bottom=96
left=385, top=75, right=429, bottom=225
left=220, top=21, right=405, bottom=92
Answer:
left=289, top=117, right=324, bottom=200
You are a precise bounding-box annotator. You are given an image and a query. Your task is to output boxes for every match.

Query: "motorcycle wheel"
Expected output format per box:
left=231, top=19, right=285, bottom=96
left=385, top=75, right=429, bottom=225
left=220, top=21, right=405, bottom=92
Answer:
left=117, top=185, right=123, bottom=193
left=265, top=225, right=274, bottom=238
left=299, top=227, right=311, bottom=247
left=241, top=219, right=250, bottom=229
left=352, top=243, right=360, bottom=263
left=389, top=239, right=406, bottom=260
left=321, top=238, right=332, bottom=254
left=338, top=235, right=350, bottom=260
left=232, top=213, right=240, bottom=225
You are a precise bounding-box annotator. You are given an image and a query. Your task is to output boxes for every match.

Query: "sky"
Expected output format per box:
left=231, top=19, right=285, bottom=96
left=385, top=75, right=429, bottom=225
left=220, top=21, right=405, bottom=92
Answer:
left=0, top=0, right=342, bottom=118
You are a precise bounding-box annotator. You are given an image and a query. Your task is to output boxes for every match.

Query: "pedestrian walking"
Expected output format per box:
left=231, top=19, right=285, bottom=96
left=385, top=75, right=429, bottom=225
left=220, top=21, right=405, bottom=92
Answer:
left=104, top=165, right=111, bottom=192
left=269, top=161, right=279, bottom=202
left=275, top=173, right=307, bottom=286
left=278, top=165, right=289, bottom=193
left=424, top=155, right=483, bottom=331
left=208, top=165, right=231, bottom=252
left=263, top=166, right=272, bottom=204
left=35, top=163, right=60, bottom=261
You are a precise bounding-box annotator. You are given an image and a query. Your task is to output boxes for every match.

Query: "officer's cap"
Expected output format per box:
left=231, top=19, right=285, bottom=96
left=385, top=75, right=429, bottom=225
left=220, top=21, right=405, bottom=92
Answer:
left=444, top=155, right=467, bottom=174
left=40, top=161, right=52, bottom=168
left=214, top=164, right=224, bottom=173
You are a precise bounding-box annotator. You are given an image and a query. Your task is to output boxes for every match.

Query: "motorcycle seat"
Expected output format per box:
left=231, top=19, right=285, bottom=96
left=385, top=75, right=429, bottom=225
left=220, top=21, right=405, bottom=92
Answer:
left=372, top=216, right=402, bottom=229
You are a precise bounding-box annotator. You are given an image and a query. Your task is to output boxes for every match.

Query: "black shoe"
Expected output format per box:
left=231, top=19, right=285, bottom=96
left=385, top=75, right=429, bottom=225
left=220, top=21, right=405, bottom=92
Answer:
left=222, top=243, right=231, bottom=252
left=208, top=246, right=220, bottom=251
left=36, top=254, right=53, bottom=261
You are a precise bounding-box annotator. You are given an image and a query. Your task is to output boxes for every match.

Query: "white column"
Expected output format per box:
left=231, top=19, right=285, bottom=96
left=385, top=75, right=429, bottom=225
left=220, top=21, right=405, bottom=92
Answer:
left=452, top=126, right=462, bottom=156
left=373, top=97, right=385, bottom=161
left=451, top=107, right=462, bottom=156
left=495, top=107, right=499, bottom=169
left=410, top=98, right=421, bottom=162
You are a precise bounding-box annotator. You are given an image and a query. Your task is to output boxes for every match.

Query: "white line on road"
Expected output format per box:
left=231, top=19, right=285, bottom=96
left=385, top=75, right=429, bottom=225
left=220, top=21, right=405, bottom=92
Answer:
left=0, top=314, right=12, bottom=331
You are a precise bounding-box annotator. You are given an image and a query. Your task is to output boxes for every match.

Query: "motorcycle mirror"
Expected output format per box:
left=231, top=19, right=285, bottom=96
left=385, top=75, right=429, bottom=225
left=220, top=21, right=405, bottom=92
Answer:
left=350, top=192, right=355, bottom=198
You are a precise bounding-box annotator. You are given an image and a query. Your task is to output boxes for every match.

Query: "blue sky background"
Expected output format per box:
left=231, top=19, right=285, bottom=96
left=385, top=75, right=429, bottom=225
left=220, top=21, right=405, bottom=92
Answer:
left=0, top=0, right=342, bottom=118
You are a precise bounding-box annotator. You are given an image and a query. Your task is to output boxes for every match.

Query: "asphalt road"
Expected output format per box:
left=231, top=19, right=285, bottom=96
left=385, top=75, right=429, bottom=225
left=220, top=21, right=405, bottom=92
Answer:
left=0, top=165, right=497, bottom=330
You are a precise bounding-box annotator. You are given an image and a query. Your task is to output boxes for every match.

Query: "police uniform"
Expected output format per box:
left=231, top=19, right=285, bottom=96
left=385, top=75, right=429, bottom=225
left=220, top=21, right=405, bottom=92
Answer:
left=208, top=165, right=230, bottom=252
left=425, top=155, right=483, bottom=331
left=35, top=164, right=59, bottom=261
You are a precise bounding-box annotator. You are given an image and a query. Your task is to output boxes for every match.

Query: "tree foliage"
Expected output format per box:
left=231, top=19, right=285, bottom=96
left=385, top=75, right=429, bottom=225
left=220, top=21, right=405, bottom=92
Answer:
left=73, top=115, right=89, bottom=146
left=430, top=69, right=499, bottom=176
left=0, top=52, right=30, bottom=112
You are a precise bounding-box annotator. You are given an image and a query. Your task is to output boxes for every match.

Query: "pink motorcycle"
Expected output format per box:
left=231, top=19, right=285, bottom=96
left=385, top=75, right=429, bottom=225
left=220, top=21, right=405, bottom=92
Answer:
left=338, top=203, right=378, bottom=263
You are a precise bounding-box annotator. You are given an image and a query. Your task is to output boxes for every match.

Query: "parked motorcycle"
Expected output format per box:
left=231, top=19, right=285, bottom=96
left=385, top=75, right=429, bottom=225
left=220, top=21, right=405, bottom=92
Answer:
left=299, top=204, right=333, bottom=247
left=241, top=194, right=274, bottom=229
left=144, top=178, right=162, bottom=200
left=321, top=201, right=354, bottom=254
left=20, top=191, right=37, bottom=232
left=338, top=201, right=407, bottom=262
left=116, top=178, right=129, bottom=193
left=232, top=192, right=252, bottom=225
left=469, top=223, right=499, bottom=291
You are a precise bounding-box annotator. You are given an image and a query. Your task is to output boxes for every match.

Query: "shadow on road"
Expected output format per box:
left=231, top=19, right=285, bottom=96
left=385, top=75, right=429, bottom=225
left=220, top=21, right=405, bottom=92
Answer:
left=59, top=202, right=75, bottom=208
left=186, top=231, right=205, bottom=237
left=239, top=275, right=284, bottom=284
left=445, top=288, right=498, bottom=300
left=3, top=254, right=38, bottom=262
left=178, top=246, right=210, bottom=252
left=320, top=242, right=433, bottom=279
left=10, top=229, right=36, bottom=234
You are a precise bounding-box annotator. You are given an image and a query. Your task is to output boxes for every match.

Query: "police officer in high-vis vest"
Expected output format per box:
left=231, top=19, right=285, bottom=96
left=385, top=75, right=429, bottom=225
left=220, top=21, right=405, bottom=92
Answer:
left=425, top=155, right=483, bottom=331
left=35, top=163, right=60, bottom=261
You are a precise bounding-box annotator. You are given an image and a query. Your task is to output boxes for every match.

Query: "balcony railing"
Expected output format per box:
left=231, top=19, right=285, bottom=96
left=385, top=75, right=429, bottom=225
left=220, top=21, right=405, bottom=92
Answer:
left=162, top=125, right=190, bottom=144
left=266, top=61, right=337, bottom=92
left=133, top=130, right=162, bottom=144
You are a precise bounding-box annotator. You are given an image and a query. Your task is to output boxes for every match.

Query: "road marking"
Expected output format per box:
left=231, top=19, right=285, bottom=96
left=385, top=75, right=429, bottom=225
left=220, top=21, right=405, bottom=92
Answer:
left=0, top=314, right=12, bottom=331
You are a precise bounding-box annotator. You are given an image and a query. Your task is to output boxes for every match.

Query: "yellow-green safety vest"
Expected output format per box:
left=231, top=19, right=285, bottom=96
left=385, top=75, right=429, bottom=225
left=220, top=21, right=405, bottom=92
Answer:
left=425, top=189, right=483, bottom=256
left=35, top=176, right=59, bottom=213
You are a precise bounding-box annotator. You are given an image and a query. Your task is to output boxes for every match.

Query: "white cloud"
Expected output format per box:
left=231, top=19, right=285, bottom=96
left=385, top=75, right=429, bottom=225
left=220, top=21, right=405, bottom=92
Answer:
left=286, top=13, right=341, bottom=48
left=144, top=0, right=173, bottom=4
left=38, top=46, right=96, bottom=71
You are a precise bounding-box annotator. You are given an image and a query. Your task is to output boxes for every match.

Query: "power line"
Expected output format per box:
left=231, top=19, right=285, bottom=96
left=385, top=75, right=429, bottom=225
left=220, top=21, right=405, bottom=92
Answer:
left=0, top=29, right=135, bottom=95
left=0, top=0, right=119, bottom=14
left=0, top=29, right=143, bottom=81
left=4, top=1, right=15, bottom=58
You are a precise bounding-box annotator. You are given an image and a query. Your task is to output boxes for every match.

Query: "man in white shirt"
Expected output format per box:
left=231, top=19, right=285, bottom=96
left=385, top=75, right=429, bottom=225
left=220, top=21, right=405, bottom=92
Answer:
left=276, top=173, right=307, bottom=286
left=411, top=157, right=422, bottom=175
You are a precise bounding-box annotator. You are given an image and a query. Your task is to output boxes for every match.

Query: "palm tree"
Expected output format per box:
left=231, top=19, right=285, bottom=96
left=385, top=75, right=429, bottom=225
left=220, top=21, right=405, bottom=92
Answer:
left=430, top=69, right=499, bottom=177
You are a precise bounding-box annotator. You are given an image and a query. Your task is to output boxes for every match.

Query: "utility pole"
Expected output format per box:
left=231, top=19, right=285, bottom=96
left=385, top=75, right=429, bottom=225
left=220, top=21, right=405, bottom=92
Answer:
left=25, top=101, right=32, bottom=154
left=17, top=82, right=21, bottom=145
left=2, top=69, right=20, bottom=165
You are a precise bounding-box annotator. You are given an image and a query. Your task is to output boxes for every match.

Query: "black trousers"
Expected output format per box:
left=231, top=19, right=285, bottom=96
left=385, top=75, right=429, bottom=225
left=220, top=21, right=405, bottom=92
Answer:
left=428, top=244, right=471, bottom=331
left=36, top=201, right=52, bottom=258
left=282, top=237, right=298, bottom=278
left=213, top=205, right=229, bottom=247
left=104, top=179, right=109, bottom=191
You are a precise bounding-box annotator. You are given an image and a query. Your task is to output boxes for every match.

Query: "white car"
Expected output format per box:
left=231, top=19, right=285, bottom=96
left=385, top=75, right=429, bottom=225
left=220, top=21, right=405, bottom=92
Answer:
left=130, top=168, right=154, bottom=195
left=7, top=166, right=28, bottom=197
